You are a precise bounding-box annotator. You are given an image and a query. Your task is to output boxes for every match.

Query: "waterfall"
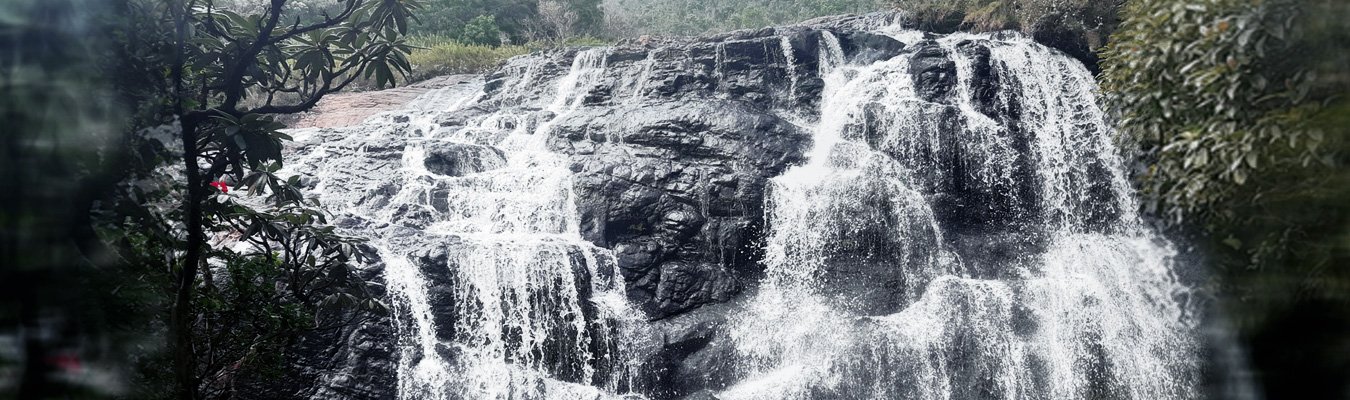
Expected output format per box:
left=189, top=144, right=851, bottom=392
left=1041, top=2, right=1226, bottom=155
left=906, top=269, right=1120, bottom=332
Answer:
left=401, top=48, right=636, bottom=399
left=282, top=20, right=1218, bottom=400
left=721, top=31, right=1201, bottom=399
left=286, top=47, right=639, bottom=400
left=780, top=36, right=799, bottom=100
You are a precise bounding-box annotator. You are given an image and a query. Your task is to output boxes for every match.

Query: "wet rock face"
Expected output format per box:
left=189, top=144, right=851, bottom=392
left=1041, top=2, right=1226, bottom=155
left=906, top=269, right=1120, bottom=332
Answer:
left=838, top=31, right=908, bottom=64
left=432, top=10, right=1105, bottom=369
left=461, top=23, right=894, bottom=319
left=910, top=44, right=957, bottom=103
left=265, top=11, right=1127, bottom=399
left=636, top=301, right=746, bottom=400
left=894, top=39, right=1041, bottom=239
left=423, top=143, right=506, bottom=177
left=502, top=19, right=928, bottom=319
left=552, top=100, right=808, bottom=318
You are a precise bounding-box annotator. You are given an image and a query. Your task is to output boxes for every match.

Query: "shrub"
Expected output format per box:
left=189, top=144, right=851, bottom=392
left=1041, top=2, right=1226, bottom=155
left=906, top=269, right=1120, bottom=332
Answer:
left=405, top=35, right=531, bottom=80
left=523, top=36, right=612, bottom=49
left=460, top=15, right=504, bottom=46
left=1100, top=0, right=1325, bottom=226
left=601, top=0, right=888, bottom=37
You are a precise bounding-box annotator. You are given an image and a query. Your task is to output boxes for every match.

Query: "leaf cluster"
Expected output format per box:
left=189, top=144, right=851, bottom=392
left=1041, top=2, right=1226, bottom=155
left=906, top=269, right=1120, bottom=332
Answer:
left=1100, top=0, right=1328, bottom=225
left=175, top=0, right=422, bottom=116
left=1099, top=3, right=1350, bottom=376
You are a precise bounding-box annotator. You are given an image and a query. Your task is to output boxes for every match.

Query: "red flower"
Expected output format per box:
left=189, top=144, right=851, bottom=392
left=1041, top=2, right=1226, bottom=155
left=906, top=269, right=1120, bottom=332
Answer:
left=46, top=353, right=82, bottom=372
left=210, top=181, right=229, bottom=193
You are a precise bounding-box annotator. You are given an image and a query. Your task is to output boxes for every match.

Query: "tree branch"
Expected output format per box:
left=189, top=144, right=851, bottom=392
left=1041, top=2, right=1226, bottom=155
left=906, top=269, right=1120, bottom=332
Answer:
left=269, top=0, right=362, bottom=44
left=219, top=0, right=290, bottom=111
left=246, top=68, right=363, bottom=115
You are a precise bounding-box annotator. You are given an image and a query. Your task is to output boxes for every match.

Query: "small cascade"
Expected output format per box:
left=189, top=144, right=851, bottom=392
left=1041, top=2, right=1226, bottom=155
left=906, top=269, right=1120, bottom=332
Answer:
left=714, top=42, right=728, bottom=92
left=817, top=31, right=845, bottom=78
left=628, top=51, right=657, bottom=100
left=399, top=47, right=634, bottom=400
left=779, top=36, right=799, bottom=100
left=548, top=49, right=609, bottom=117
left=381, top=245, right=453, bottom=399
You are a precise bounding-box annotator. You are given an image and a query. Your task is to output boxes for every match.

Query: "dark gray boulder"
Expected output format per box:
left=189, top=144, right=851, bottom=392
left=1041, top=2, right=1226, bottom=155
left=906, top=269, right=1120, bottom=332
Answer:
left=637, top=300, right=746, bottom=400
left=422, top=143, right=507, bottom=177
left=550, top=100, right=809, bottom=318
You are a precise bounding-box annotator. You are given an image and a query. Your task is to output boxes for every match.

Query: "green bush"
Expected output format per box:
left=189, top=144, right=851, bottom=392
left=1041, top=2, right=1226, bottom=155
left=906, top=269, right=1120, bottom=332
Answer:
left=1100, top=0, right=1326, bottom=227
left=602, top=0, right=888, bottom=37
left=459, top=15, right=504, bottom=46
left=411, top=0, right=539, bottom=43
left=892, top=0, right=1113, bottom=30
left=523, top=36, right=612, bottom=49
left=405, top=35, right=531, bottom=80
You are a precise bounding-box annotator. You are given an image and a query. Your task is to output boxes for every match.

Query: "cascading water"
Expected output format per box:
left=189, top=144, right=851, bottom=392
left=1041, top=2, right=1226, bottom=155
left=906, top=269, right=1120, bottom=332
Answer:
left=722, top=30, right=1201, bottom=399
left=286, top=48, right=644, bottom=400
left=282, top=17, right=1225, bottom=400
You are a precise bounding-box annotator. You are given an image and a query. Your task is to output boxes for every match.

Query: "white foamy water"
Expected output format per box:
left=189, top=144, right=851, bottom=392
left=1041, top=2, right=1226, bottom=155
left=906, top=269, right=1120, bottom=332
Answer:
left=285, top=48, right=642, bottom=400
left=720, top=31, right=1202, bottom=400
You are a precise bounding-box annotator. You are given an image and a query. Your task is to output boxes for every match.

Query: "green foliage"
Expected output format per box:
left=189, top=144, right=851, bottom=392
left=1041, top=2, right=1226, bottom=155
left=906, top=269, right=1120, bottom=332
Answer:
left=188, top=1, right=420, bottom=94
left=197, top=257, right=308, bottom=379
left=409, top=34, right=607, bottom=84
left=191, top=245, right=382, bottom=395
left=1101, top=1, right=1350, bottom=395
left=406, top=34, right=530, bottom=79
left=1100, top=0, right=1348, bottom=299
left=601, top=0, right=887, bottom=37
left=460, top=15, right=504, bottom=45
left=1101, top=0, right=1323, bottom=224
left=891, top=0, right=1108, bottom=29
left=542, top=36, right=613, bottom=48
left=412, top=0, right=538, bottom=43
left=566, top=0, right=605, bottom=35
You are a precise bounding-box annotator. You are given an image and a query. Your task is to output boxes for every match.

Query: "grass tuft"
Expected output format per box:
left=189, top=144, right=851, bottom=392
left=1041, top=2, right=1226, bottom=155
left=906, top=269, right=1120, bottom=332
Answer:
left=405, top=34, right=532, bottom=81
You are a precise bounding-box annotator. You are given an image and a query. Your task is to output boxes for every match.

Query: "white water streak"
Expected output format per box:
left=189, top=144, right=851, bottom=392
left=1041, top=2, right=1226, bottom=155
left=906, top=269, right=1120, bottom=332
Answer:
left=723, top=30, right=1202, bottom=400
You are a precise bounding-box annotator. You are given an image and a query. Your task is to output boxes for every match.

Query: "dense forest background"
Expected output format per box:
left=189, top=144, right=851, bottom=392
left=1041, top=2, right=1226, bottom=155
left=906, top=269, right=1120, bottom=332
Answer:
left=1, top=0, right=1346, bottom=399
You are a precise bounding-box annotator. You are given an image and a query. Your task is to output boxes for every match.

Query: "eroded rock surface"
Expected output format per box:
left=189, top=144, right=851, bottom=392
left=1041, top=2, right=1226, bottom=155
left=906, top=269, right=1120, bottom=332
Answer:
left=262, top=11, right=1158, bottom=400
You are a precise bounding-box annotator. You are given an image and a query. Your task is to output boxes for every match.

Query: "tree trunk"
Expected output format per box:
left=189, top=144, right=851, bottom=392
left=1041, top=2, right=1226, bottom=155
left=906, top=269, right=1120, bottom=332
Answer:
left=169, top=0, right=199, bottom=397
left=173, top=117, right=203, bottom=400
